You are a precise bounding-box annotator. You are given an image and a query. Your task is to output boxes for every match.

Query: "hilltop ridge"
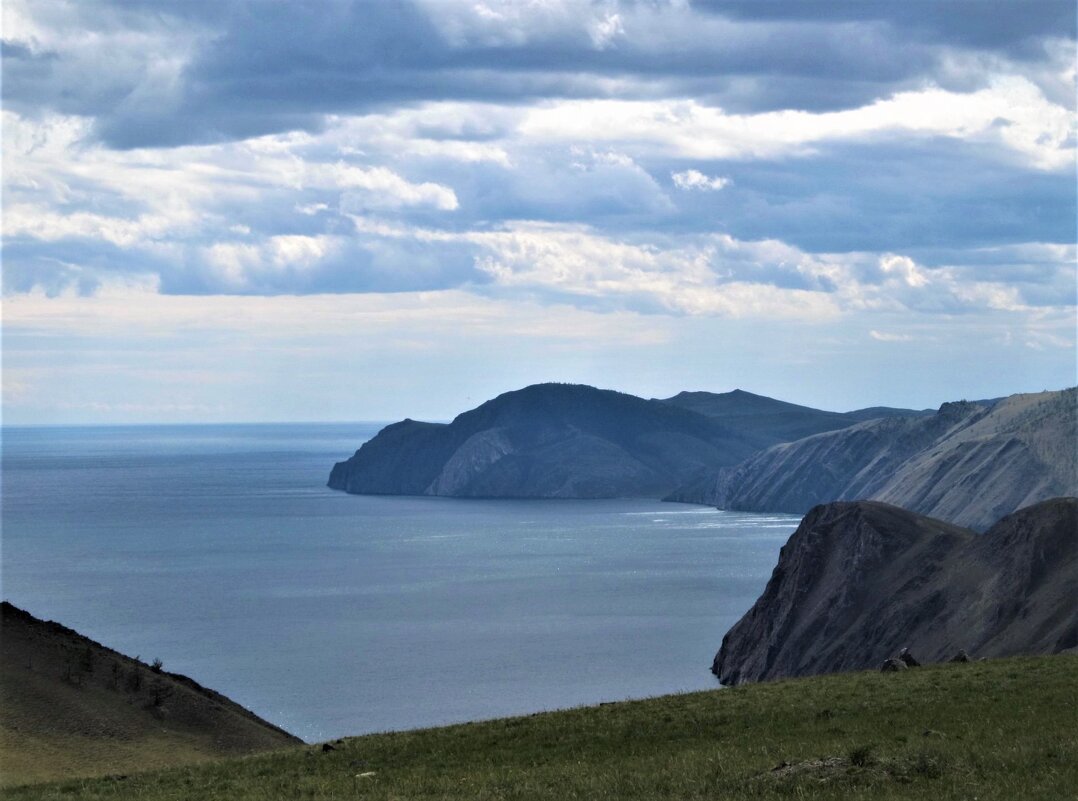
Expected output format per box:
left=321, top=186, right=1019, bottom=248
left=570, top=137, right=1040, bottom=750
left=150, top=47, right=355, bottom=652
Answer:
left=659, top=388, right=928, bottom=444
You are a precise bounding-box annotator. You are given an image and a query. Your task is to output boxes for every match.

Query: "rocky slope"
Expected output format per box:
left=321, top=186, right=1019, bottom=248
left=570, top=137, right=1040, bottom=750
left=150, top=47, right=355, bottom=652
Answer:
left=713, top=497, right=1078, bottom=685
left=681, top=388, right=1076, bottom=531
left=0, top=603, right=300, bottom=785
left=329, top=383, right=769, bottom=499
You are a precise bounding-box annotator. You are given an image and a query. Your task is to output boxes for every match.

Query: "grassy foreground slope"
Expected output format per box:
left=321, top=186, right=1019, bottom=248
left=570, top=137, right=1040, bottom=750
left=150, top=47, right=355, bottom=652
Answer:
left=4, top=655, right=1075, bottom=801
left=0, top=603, right=300, bottom=787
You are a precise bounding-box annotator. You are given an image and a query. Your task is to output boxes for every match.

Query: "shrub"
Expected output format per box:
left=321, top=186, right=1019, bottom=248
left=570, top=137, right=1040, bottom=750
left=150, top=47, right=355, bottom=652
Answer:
left=848, top=743, right=877, bottom=767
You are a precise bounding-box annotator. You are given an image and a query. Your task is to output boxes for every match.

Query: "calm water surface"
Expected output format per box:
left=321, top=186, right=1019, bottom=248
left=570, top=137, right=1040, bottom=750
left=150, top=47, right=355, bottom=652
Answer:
left=0, top=424, right=799, bottom=742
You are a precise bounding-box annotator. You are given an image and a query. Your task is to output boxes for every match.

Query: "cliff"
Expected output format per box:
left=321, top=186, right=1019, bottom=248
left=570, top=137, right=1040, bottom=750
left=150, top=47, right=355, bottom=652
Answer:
left=685, top=388, right=1076, bottom=532
left=328, top=383, right=766, bottom=499
left=713, top=497, right=1078, bottom=684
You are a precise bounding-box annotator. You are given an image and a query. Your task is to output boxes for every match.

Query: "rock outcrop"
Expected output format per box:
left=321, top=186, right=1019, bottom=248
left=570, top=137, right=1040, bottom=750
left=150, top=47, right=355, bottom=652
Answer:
left=713, top=497, right=1078, bottom=684
left=685, top=388, right=1076, bottom=532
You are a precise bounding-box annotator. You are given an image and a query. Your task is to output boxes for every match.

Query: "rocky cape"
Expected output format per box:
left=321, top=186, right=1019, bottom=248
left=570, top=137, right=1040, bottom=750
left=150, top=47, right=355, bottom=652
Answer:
left=713, top=497, right=1078, bottom=685
left=328, top=383, right=771, bottom=499
left=329, top=383, right=923, bottom=500
left=674, top=388, right=1076, bottom=532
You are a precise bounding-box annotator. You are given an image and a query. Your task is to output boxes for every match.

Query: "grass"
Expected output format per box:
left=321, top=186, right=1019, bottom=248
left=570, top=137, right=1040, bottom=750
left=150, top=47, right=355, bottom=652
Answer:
left=2, top=654, right=1075, bottom=800
left=0, top=603, right=299, bottom=787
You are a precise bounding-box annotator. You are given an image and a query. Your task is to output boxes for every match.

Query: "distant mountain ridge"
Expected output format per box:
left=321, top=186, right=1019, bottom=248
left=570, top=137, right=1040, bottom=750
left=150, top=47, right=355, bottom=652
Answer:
left=328, top=383, right=922, bottom=500
left=676, top=388, right=1076, bottom=532
left=714, top=498, right=1078, bottom=685
left=659, top=388, right=929, bottom=445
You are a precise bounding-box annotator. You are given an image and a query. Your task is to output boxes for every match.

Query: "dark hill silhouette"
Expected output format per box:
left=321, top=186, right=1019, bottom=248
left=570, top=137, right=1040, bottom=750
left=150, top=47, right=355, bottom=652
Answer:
left=659, top=389, right=927, bottom=445
left=329, top=383, right=768, bottom=499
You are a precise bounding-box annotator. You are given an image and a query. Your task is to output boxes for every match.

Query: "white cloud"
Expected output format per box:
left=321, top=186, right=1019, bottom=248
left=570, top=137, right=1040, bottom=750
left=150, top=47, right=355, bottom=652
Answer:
left=672, top=169, right=729, bottom=191
left=418, top=0, right=625, bottom=49
left=3, top=205, right=188, bottom=248
left=588, top=11, right=624, bottom=49
left=869, top=330, right=914, bottom=342
left=346, top=214, right=1075, bottom=320
left=201, top=235, right=340, bottom=288
left=2, top=108, right=460, bottom=260
left=1, top=281, right=669, bottom=347
left=878, top=254, right=929, bottom=288
left=305, top=162, right=458, bottom=210
left=519, top=77, right=1075, bottom=170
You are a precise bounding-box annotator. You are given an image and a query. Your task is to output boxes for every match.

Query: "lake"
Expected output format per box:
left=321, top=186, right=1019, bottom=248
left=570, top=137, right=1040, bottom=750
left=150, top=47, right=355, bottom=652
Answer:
left=0, top=423, right=800, bottom=743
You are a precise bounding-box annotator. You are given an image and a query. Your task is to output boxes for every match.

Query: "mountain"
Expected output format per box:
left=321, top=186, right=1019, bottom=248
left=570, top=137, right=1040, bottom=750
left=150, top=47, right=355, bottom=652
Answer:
left=658, top=389, right=928, bottom=445
left=678, top=388, right=1076, bottom=532
left=0, top=602, right=300, bottom=785
left=329, top=383, right=769, bottom=499
left=713, top=497, right=1078, bottom=685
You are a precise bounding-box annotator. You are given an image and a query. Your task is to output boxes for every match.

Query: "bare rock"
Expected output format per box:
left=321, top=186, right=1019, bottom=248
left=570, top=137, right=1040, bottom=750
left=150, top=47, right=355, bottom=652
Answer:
left=898, top=648, right=920, bottom=668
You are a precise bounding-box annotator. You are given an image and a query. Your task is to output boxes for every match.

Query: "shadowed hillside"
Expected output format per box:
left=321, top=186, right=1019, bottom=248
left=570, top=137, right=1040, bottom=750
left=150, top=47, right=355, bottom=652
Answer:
left=714, top=498, right=1078, bottom=685
left=0, top=603, right=300, bottom=786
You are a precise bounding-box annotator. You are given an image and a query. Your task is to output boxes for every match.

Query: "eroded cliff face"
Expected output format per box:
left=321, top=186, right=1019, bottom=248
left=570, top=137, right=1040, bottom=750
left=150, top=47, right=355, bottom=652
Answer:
left=691, top=389, right=1076, bottom=532
left=425, top=428, right=516, bottom=496
left=713, top=497, right=1078, bottom=684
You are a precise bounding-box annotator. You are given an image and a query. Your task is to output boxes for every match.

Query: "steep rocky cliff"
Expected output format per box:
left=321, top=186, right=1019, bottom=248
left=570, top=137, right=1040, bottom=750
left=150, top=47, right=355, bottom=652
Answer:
left=683, top=388, right=1076, bottom=532
left=713, top=497, right=1078, bottom=684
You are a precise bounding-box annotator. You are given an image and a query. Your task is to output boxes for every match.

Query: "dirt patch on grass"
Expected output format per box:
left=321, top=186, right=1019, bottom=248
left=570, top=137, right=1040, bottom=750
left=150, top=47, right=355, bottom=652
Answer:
left=759, top=749, right=951, bottom=785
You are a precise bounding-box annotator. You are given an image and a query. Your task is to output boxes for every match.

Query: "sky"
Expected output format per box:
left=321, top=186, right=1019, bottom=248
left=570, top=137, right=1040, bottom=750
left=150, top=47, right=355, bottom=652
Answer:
left=2, top=0, right=1076, bottom=425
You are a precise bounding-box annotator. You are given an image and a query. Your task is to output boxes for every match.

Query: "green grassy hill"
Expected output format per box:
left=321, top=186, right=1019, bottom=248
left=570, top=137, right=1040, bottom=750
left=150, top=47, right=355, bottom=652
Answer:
left=0, top=603, right=300, bottom=787
left=4, top=654, right=1074, bottom=800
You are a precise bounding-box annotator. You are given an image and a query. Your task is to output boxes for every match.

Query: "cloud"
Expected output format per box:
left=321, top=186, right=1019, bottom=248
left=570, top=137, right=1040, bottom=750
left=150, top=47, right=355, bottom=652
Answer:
left=698, top=0, right=1076, bottom=51
left=1, top=280, right=670, bottom=347
left=341, top=216, right=1075, bottom=319
left=2, top=0, right=1075, bottom=425
left=520, top=77, right=1075, bottom=170
left=869, top=330, right=914, bottom=342
left=672, top=169, right=729, bottom=191
left=4, top=0, right=1072, bottom=149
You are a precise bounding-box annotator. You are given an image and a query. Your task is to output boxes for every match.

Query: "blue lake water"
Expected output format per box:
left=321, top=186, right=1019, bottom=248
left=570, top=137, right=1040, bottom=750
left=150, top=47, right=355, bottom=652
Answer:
left=0, top=423, right=800, bottom=743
